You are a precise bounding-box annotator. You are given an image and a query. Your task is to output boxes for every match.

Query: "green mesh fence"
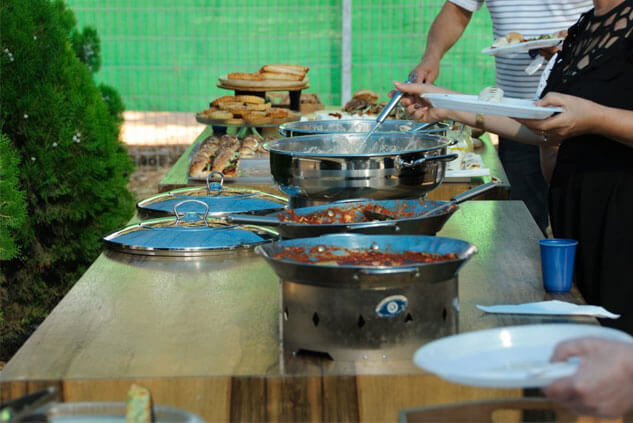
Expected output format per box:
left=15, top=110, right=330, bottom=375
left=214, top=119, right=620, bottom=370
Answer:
left=67, top=0, right=495, bottom=112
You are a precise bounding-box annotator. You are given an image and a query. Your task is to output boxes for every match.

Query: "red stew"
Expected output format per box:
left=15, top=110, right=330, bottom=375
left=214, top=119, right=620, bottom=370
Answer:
left=272, top=245, right=457, bottom=266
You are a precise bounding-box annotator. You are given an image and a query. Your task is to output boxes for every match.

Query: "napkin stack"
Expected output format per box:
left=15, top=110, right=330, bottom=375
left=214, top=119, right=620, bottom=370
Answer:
left=476, top=300, right=620, bottom=319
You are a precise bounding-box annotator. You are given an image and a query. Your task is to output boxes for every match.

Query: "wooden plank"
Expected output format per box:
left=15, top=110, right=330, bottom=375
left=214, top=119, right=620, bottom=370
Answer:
left=266, top=376, right=323, bottom=422
left=356, top=375, right=522, bottom=423
left=322, top=376, right=360, bottom=423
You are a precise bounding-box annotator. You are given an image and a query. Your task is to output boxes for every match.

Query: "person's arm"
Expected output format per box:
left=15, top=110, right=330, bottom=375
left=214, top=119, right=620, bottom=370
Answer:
left=411, top=2, right=474, bottom=84
left=519, top=92, right=633, bottom=148
left=544, top=338, right=633, bottom=418
left=394, top=81, right=544, bottom=145
left=395, top=82, right=633, bottom=149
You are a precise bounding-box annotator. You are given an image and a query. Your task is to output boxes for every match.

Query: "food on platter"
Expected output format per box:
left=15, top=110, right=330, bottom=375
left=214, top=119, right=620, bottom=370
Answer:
left=490, top=31, right=561, bottom=49
left=343, top=89, right=410, bottom=119
left=484, top=31, right=566, bottom=55
left=276, top=201, right=459, bottom=225
left=235, top=95, right=266, bottom=104
left=260, top=72, right=304, bottom=81
left=238, top=146, right=256, bottom=157
left=125, top=384, right=152, bottom=423
left=211, top=95, right=239, bottom=106
left=272, top=245, right=458, bottom=266
left=211, top=150, right=239, bottom=177
left=268, top=92, right=325, bottom=114
left=228, top=72, right=264, bottom=81
left=352, top=89, right=380, bottom=103
left=188, top=134, right=268, bottom=179
left=277, top=204, right=402, bottom=225
left=241, top=135, right=260, bottom=151
left=478, top=86, right=504, bottom=103
left=208, top=110, right=233, bottom=120
left=197, top=95, right=299, bottom=126
left=260, top=64, right=309, bottom=75
left=225, top=64, right=309, bottom=82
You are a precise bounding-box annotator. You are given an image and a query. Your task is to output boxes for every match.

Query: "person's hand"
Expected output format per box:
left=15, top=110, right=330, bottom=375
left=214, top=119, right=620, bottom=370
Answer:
left=543, top=338, right=633, bottom=418
left=536, top=46, right=560, bottom=60
left=536, top=30, right=568, bottom=60
left=410, top=55, right=441, bottom=84
left=389, top=81, right=453, bottom=122
left=515, top=92, right=601, bottom=144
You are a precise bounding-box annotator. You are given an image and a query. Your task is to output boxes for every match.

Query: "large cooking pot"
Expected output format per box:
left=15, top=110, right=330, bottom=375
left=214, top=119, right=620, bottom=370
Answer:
left=279, top=119, right=449, bottom=137
left=226, top=182, right=499, bottom=238
left=256, top=233, right=476, bottom=360
left=264, top=132, right=457, bottom=202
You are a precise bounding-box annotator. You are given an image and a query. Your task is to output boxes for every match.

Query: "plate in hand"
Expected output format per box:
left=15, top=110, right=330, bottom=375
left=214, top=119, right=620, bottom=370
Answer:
left=482, top=38, right=564, bottom=56
left=413, top=323, right=633, bottom=388
left=422, top=93, right=562, bottom=119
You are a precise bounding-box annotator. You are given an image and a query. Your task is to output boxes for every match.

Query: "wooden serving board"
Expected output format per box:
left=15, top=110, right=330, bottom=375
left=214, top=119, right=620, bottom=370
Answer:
left=195, top=111, right=301, bottom=128
left=218, top=75, right=309, bottom=91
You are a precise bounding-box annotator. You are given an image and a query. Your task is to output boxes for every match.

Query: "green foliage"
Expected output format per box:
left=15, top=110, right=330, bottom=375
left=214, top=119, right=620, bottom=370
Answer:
left=0, top=133, right=27, bottom=262
left=0, top=0, right=135, bottom=360
left=99, top=83, right=125, bottom=127
left=71, top=25, right=101, bottom=73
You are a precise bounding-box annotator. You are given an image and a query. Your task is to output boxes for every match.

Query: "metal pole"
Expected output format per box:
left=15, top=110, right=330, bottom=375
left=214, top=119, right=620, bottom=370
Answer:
left=342, top=0, right=352, bottom=105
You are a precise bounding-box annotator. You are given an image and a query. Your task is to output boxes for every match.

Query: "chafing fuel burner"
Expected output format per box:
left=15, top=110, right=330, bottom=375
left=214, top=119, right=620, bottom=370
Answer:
left=280, top=275, right=458, bottom=361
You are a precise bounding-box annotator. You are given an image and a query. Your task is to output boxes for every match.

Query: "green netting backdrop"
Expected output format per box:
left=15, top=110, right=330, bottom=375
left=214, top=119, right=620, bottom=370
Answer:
left=66, top=0, right=495, bottom=112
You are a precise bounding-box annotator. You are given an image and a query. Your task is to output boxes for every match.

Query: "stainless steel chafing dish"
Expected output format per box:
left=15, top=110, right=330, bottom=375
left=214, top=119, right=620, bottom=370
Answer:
left=279, top=119, right=449, bottom=137
left=264, top=132, right=457, bottom=205
left=257, top=233, right=477, bottom=360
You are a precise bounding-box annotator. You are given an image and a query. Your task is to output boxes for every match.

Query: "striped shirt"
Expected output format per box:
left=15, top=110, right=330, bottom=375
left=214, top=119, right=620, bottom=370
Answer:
left=450, top=0, right=593, bottom=98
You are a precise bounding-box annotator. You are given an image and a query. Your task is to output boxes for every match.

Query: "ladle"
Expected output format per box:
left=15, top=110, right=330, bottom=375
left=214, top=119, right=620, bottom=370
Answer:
left=361, top=72, right=417, bottom=145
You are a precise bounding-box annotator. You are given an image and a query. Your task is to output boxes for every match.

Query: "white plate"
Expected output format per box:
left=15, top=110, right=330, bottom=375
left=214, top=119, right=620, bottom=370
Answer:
left=422, top=93, right=562, bottom=119
left=413, top=324, right=633, bottom=388
left=482, top=38, right=564, bottom=56
left=445, top=153, right=490, bottom=181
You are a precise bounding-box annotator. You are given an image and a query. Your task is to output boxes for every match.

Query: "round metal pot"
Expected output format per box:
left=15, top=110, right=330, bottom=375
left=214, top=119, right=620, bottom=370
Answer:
left=279, top=119, right=448, bottom=137
left=264, top=132, right=457, bottom=201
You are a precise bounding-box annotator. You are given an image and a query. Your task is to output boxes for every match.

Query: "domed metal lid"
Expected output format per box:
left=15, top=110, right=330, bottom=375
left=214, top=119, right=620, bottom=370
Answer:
left=136, top=171, right=287, bottom=219
left=105, top=199, right=279, bottom=256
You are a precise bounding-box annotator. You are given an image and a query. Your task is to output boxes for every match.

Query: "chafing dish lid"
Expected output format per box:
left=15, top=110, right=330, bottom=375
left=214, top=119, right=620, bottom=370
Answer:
left=105, top=200, right=278, bottom=255
left=136, top=173, right=286, bottom=217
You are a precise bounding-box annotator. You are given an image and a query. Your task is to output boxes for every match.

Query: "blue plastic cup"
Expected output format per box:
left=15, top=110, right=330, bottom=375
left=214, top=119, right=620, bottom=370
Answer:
left=539, top=239, right=578, bottom=293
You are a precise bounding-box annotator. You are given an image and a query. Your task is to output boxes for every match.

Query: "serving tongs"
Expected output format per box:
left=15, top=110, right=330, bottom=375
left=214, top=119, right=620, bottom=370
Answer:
left=360, top=72, right=418, bottom=147
left=419, top=181, right=500, bottom=218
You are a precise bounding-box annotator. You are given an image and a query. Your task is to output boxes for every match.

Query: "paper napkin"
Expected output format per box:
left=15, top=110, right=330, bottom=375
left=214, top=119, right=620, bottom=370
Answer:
left=476, top=300, right=620, bottom=319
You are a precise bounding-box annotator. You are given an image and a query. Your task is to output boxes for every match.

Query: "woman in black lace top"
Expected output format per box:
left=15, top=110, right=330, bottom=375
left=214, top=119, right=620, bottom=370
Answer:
left=395, top=0, right=633, bottom=334
left=520, top=0, right=633, bottom=336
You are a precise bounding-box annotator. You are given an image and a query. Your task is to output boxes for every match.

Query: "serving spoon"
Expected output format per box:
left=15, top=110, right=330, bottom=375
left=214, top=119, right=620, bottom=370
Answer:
left=361, top=72, right=417, bottom=146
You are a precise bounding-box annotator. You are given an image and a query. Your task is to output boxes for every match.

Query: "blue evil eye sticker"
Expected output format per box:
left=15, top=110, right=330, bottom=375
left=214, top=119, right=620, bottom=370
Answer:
left=375, top=295, right=408, bottom=318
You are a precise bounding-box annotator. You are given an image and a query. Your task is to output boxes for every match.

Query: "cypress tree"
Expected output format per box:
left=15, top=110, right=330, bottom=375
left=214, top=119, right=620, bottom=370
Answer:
left=0, top=0, right=135, bottom=359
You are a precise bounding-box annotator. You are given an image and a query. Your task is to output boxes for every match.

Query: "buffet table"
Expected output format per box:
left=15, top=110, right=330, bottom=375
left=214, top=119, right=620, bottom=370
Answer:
left=1, top=201, right=593, bottom=422
left=157, top=125, right=511, bottom=201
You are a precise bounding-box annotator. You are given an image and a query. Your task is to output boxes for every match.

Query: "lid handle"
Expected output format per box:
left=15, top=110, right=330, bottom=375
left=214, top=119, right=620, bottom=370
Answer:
left=206, top=171, right=225, bottom=193
left=173, top=199, right=210, bottom=227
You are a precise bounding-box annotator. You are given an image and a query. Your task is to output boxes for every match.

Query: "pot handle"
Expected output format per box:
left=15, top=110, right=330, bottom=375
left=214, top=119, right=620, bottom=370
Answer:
left=225, top=214, right=282, bottom=227
left=206, top=171, right=225, bottom=193
left=345, top=221, right=400, bottom=232
left=396, top=153, right=458, bottom=168
left=450, top=181, right=500, bottom=204
left=345, top=220, right=400, bottom=232
left=173, top=200, right=210, bottom=227
left=332, top=198, right=372, bottom=204
left=354, top=266, right=420, bottom=279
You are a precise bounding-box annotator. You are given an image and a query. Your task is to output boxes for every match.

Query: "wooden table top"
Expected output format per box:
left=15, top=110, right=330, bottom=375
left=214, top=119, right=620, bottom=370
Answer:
left=0, top=201, right=594, bottom=422
left=1, top=201, right=590, bottom=382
